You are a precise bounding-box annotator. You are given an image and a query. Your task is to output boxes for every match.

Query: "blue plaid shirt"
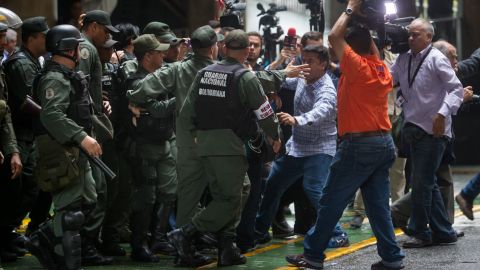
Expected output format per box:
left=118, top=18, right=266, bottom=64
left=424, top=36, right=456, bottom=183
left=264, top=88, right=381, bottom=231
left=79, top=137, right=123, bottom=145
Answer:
left=283, top=73, right=337, bottom=157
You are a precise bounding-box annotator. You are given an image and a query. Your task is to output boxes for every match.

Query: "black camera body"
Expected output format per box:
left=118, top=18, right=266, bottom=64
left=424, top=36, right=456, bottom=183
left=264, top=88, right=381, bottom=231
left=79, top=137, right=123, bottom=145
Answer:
left=339, top=0, right=411, bottom=54
left=220, top=0, right=246, bottom=29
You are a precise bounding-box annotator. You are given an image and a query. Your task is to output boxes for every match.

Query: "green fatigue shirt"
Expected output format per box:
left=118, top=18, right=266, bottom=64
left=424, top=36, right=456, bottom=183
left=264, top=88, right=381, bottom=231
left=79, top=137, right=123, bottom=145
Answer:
left=126, top=54, right=214, bottom=148
left=0, top=65, right=19, bottom=156
left=127, top=54, right=287, bottom=148
left=77, top=35, right=103, bottom=114
left=180, top=57, right=280, bottom=157
left=37, top=69, right=88, bottom=145
left=4, top=47, right=41, bottom=141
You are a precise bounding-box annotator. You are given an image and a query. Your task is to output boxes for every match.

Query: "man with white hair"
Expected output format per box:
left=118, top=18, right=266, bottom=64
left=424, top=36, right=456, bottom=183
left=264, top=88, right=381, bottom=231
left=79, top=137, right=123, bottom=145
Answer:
left=2, top=28, right=16, bottom=61
left=390, top=18, right=463, bottom=248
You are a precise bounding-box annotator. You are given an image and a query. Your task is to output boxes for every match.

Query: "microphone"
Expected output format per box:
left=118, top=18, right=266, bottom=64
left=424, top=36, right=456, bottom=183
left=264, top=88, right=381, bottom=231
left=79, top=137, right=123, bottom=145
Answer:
left=283, top=27, right=297, bottom=51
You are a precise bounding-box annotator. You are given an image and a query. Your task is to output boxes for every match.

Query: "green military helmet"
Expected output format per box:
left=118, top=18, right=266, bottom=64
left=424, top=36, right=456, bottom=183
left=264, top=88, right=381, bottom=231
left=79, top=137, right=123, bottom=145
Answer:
left=0, top=7, right=22, bottom=29
left=46, top=24, right=84, bottom=53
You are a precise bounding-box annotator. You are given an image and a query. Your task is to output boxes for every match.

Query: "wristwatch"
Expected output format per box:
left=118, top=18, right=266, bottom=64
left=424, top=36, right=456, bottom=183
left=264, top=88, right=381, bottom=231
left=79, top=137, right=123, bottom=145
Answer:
left=345, top=7, right=353, bottom=16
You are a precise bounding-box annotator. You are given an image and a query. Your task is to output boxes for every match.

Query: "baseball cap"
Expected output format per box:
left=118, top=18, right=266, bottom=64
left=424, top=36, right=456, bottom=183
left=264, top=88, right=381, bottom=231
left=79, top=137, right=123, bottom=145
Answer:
left=22, top=16, right=49, bottom=35
left=142, top=21, right=184, bottom=46
left=191, top=25, right=224, bottom=49
left=102, top=38, right=118, bottom=48
left=225, top=29, right=249, bottom=50
left=83, top=10, right=119, bottom=33
left=133, top=34, right=170, bottom=56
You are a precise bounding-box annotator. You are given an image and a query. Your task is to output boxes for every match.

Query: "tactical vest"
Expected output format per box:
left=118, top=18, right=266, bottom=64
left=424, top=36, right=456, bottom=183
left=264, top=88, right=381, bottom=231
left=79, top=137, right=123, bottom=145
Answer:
left=4, top=51, right=38, bottom=141
left=195, top=62, right=256, bottom=140
left=126, top=73, right=175, bottom=144
left=33, top=61, right=93, bottom=136
left=101, top=62, right=118, bottom=98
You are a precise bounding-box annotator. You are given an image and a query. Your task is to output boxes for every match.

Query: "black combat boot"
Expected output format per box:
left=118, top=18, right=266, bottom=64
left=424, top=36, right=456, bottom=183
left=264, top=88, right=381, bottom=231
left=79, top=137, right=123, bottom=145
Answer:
left=217, top=235, right=247, bottom=267
left=167, top=223, right=197, bottom=266
left=81, top=239, right=114, bottom=266
left=25, top=222, right=60, bottom=270
left=130, top=206, right=159, bottom=262
left=150, top=203, right=176, bottom=255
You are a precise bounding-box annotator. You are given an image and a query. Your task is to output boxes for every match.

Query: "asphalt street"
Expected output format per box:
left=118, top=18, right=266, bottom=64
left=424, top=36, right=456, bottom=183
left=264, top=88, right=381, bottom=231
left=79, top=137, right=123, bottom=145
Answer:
left=322, top=170, right=480, bottom=270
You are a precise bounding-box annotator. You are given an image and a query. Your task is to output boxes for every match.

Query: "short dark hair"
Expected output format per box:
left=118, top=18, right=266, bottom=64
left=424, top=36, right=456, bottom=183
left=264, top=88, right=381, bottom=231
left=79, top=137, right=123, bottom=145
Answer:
left=114, top=23, right=140, bottom=49
left=303, top=45, right=329, bottom=63
left=303, top=45, right=329, bottom=72
left=247, top=31, right=263, bottom=47
left=21, top=31, right=39, bottom=44
left=345, top=26, right=372, bottom=55
left=301, top=31, right=323, bottom=47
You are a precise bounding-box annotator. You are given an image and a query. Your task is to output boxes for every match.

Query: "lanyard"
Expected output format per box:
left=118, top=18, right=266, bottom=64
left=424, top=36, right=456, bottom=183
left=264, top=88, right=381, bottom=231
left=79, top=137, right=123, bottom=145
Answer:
left=408, top=46, right=432, bottom=88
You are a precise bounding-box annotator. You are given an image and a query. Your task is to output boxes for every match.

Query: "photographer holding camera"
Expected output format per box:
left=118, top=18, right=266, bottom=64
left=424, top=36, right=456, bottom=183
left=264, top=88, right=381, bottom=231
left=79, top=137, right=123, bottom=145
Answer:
left=285, top=0, right=405, bottom=269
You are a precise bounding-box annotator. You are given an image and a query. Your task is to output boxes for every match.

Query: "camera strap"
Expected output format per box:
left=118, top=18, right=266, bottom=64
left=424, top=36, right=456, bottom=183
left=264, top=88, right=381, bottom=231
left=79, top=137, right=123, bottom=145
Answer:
left=408, top=46, right=432, bottom=88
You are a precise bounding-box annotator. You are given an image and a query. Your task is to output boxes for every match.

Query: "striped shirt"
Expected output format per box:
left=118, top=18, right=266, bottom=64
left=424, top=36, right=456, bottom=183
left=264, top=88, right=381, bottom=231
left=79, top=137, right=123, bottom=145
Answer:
left=283, top=73, right=337, bottom=157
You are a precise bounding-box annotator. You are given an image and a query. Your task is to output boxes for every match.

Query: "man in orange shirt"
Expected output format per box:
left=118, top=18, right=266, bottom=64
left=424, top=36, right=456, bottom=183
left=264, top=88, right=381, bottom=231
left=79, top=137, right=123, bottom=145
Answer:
left=285, top=0, right=405, bottom=269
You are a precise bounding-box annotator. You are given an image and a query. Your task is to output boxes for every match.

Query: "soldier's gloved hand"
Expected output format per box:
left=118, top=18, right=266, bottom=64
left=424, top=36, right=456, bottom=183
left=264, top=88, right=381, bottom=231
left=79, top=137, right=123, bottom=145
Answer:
left=10, top=152, right=22, bottom=179
left=81, top=136, right=102, bottom=157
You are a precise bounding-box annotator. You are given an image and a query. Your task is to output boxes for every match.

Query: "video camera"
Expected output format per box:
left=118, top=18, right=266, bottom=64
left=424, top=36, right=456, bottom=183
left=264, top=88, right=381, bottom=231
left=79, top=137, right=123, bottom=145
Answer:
left=297, top=0, right=325, bottom=33
left=338, top=0, right=413, bottom=54
left=220, top=0, right=246, bottom=29
left=257, top=2, right=287, bottom=64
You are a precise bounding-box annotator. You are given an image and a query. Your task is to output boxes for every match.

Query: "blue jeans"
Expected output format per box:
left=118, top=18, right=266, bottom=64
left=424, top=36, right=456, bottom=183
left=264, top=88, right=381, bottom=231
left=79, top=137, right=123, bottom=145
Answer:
left=255, top=153, right=345, bottom=237
left=303, top=135, right=404, bottom=264
left=236, top=146, right=265, bottom=248
left=461, top=172, right=480, bottom=203
left=402, top=123, right=455, bottom=241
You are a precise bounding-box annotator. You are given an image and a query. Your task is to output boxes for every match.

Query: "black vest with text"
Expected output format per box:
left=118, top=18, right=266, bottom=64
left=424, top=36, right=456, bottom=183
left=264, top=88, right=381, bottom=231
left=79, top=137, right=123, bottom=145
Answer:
left=195, top=62, right=255, bottom=140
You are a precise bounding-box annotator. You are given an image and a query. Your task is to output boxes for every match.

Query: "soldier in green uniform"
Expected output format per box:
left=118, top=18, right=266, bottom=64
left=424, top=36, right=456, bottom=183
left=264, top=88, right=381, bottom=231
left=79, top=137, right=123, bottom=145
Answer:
left=168, top=29, right=281, bottom=267
left=26, top=24, right=101, bottom=270
left=3, top=16, right=50, bottom=237
left=94, top=37, right=131, bottom=257
left=0, top=21, right=22, bottom=265
left=127, top=27, right=307, bottom=266
left=125, top=34, right=177, bottom=262
left=142, top=21, right=185, bottom=64
left=127, top=26, right=220, bottom=237
left=77, top=10, right=118, bottom=265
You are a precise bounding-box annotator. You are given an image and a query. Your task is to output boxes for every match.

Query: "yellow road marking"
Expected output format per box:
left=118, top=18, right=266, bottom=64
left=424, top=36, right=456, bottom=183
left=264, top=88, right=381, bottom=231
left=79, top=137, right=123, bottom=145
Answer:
left=276, top=206, right=480, bottom=269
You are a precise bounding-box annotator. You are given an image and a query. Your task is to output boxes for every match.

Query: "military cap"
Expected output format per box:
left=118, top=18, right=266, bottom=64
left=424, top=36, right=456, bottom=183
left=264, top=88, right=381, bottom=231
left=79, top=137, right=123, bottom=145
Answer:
left=133, top=34, right=170, bottom=56
left=191, top=25, right=224, bottom=49
left=225, top=29, right=249, bottom=50
left=102, top=38, right=118, bottom=48
left=22, top=16, right=49, bottom=35
left=142, top=22, right=171, bottom=36
left=83, top=10, right=119, bottom=33
left=142, top=21, right=183, bottom=46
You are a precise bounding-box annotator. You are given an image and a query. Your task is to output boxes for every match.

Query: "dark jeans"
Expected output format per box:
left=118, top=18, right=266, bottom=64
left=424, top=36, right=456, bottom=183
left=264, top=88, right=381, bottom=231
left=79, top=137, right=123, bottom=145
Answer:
left=303, top=135, right=404, bottom=264
left=255, top=153, right=345, bottom=237
left=461, top=172, right=480, bottom=203
left=402, top=123, right=456, bottom=241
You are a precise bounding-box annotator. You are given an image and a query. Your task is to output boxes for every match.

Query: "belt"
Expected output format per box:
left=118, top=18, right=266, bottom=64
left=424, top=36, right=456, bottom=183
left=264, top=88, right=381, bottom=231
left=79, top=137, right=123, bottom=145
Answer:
left=340, top=130, right=389, bottom=140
